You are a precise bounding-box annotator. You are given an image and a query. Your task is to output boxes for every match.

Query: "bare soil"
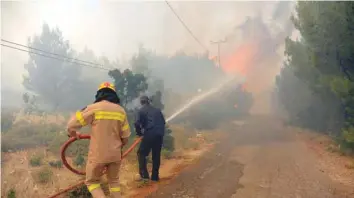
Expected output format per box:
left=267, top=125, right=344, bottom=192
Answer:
left=129, top=116, right=354, bottom=198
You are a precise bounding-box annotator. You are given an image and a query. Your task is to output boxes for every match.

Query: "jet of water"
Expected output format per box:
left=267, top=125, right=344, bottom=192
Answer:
left=166, top=77, right=240, bottom=123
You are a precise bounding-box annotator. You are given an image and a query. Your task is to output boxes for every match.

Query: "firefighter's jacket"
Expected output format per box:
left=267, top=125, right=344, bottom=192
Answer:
left=67, top=100, right=131, bottom=163
left=134, top=104, right=166, bottom=137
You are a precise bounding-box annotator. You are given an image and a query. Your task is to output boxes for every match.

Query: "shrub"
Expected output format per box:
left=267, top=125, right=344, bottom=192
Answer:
left=49, top=160, right=63, bottom=168
left=32, top=167, right=53, bottom=184
left=7, top=188, right=16, bottom=198
left=1, top=111, right=15, bottom=133
left=67, top=185, right=92, bottom=198
left=74, top=154, right=86, bottom=167
left=29, top=155, right=42, bottom=167
left=2, top=121, right=62, bottom=152
left=161, top=149, right=173, bottom=159
left=163, top=126, right=175, bottom=152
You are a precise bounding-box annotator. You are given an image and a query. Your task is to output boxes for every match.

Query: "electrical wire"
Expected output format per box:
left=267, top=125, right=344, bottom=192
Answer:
left=164, top=0, right=209, bottom=52
left=1, top=39, right=104, bottom=67
left=1, top=43, right=111, bottom=70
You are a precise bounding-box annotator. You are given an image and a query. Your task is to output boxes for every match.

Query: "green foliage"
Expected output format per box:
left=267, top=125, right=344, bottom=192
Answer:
left=22, top=93, right=41, bottom=114
left=67, top=185, right=92, bottom=198
left=23, top=23, right=83, bottom=111
left=74, top=154, right=86, bottom=167
left=1, top=121, right=62, bottom=152
left=108, top=68, right=148, bottom=106
left=29, top=155, right=43, bottom=167
left=7, top=188, right=16, bottom=198
left=1, top=111, right=15, bottom=133
left=163, top=126, right=175, bottom=152
left=275, top=1, right=354, bottom=149
left=161, top=148, right=173, bottom=159
left=48, top=160, right=63, bottom=168
left=32, top=167, right=53, bottom=184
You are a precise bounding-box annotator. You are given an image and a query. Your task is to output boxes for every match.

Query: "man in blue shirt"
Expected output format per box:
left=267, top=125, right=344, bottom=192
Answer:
left=135, top=95, right=166, bottom=182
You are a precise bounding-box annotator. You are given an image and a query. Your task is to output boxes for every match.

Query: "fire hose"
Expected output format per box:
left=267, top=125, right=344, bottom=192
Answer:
left=47, top=134, right=142, bottom=198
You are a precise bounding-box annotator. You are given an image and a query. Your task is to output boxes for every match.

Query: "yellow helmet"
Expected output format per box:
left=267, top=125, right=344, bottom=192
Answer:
left=98, top=82, right=116, bottom=92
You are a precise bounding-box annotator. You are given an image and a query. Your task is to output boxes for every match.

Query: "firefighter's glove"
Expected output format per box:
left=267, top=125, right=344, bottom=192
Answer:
left=74, top=132, right=81, bottom=140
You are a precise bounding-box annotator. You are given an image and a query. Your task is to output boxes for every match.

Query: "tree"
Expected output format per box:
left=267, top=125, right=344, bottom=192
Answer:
left=131, top=44, right=151, bottom=78
left=275, top=2, right=354, bottom=148
left=108, top=69, right=148, bottom=107
left=23, top=23, right=82, bottom=111
left=151, top=90, right=164, bottom=110
left=22, top=92, right=40, bottom=114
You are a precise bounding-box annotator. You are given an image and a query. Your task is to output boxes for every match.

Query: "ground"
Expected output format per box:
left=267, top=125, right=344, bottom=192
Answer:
left=1, top=124, right=217, bottom=198
left=129, top=115, right=354, bottom=198
left=2, top=115, right=354, bottom=198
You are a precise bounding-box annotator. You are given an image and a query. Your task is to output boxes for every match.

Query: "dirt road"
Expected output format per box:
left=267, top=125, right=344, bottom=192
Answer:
left=143, top=116, right=354, bottom=198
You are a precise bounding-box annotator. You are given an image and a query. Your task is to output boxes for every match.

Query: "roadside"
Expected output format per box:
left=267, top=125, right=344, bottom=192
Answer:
left=129, top=116, right=354, bottom=198
left=1, top=124, right=221, bottom=198
left=292, top=128, right=354, bottom=190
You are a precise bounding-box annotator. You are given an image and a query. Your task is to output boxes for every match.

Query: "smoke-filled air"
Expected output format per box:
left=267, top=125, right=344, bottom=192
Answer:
left=2, top=1, right=354, bottom=198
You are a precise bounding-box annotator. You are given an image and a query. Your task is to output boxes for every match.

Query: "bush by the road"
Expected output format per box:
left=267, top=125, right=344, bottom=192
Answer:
left=1, top=111, right=16, bottom=133
left=7, top=189, right=16, bottom=198
left=74, top=154, right=86, bottom=167
left=161, top=149, right=173, bottom=159
left=67, top=185, right=92, bottom=198
left=31, top=166, right=53, bottom=184
left=48, top=160, right=63, bottom=168
left=1, top=121, right=62, bottom=152
left=29, top=155, right=43, bottom=167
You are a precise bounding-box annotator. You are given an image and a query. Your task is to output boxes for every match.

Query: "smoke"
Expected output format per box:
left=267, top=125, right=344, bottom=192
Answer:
left=217, top=1, right=295, bottom=115
left=2, top=1, right=294, bottom=112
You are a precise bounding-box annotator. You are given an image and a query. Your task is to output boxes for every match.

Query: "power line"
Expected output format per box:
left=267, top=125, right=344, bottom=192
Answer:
left=164, top=0, right=208, bottom=51
left=1, top=39, right=104, bottom=68
left=1, top=44, right=111, bottom=70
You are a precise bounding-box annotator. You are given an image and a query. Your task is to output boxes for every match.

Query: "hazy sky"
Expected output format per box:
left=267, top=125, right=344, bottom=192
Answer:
left=1, top=0, right=282, bottom=91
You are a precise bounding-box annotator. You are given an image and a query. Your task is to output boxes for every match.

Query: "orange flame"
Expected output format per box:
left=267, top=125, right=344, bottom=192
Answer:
left=221, top=41, right=259, bottom=77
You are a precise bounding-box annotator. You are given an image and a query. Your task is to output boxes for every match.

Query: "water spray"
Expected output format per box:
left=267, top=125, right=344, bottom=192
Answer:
left=166, top=76, right=242, bottom=123
left=49, top=76, right=241, bottom=198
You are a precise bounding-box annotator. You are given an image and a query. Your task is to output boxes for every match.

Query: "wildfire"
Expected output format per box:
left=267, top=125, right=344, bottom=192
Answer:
left=221, top=41, right=259, bottom=77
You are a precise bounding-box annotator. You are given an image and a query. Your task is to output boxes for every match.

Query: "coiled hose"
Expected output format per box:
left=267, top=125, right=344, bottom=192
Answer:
left=47, top=134, right=142, bottom=198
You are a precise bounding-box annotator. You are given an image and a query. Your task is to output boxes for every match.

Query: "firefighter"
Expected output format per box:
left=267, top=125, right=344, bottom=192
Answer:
left=135, top=95, right=166, bottom=182
left=66, top=82, right=131, bottom=198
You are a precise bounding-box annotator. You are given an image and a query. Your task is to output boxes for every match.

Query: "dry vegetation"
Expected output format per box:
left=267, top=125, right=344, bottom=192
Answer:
left=1, top=112, right=221, bottom=198
left=290, top=127, right=354, bottom=187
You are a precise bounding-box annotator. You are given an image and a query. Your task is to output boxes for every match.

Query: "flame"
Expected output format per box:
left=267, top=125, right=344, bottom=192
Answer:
left=221, top=41, right=259, bottom=77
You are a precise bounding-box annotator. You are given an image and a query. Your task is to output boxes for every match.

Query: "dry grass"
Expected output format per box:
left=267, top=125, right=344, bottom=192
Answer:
left=14, top=112, right=67, bottom=125
left=2, top=119, right=221, bottom=198
left=1, top=148, right=83, bottom=198
left=345, top=160, right=354, bottom=169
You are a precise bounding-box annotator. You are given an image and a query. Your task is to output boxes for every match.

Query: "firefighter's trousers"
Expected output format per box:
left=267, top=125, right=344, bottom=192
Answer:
left=137, top=134, right=163, bottom=181
left=85, top=160, right=121, bottom=198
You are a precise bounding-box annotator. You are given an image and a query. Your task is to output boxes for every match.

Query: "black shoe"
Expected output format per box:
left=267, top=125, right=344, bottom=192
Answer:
left=151, top=176, right=159, bottom=182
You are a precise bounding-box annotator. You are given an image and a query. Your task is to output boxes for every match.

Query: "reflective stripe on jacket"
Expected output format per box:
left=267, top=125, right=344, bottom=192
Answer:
left=67, top=100, right=131, bottom=163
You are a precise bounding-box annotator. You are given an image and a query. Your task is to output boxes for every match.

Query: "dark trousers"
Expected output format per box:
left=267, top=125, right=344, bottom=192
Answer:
left=137, top=134, right=163, bottom=180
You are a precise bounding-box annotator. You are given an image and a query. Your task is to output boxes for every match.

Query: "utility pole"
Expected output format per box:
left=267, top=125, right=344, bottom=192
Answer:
left=210, top=39, right=227, bottom=67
